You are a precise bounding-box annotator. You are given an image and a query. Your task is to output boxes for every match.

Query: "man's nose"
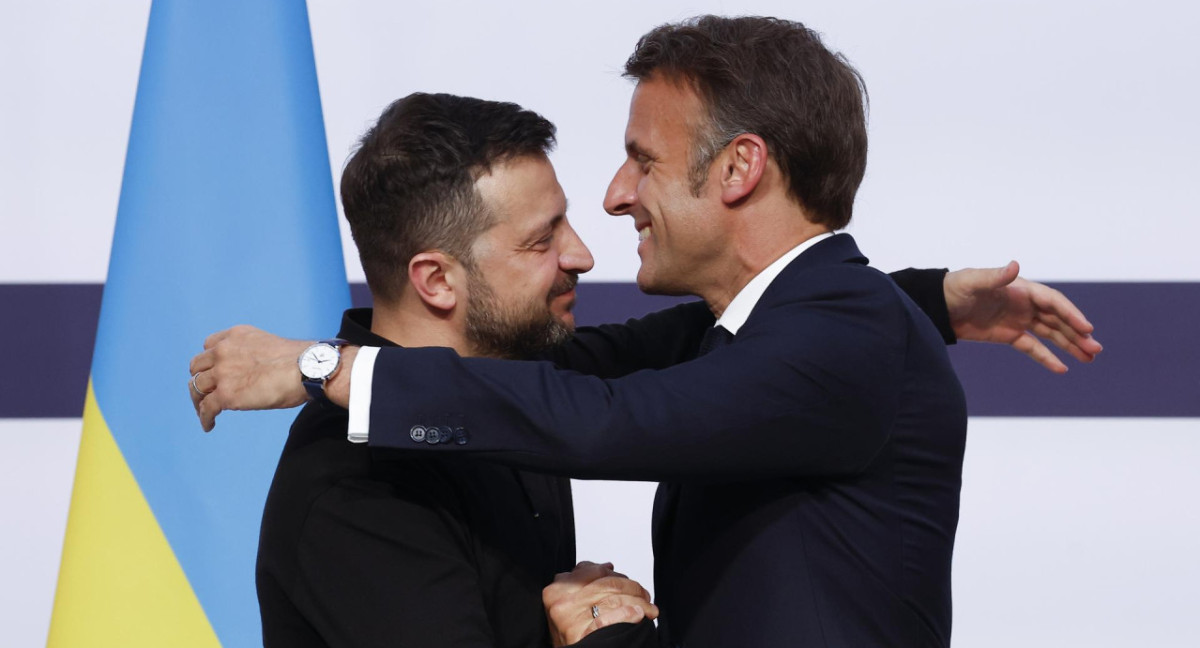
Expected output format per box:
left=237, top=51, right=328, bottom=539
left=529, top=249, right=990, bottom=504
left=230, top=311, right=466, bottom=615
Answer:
left=604, top=161, right=637, bottom=216
left=560, top=222, right=595, bottom=274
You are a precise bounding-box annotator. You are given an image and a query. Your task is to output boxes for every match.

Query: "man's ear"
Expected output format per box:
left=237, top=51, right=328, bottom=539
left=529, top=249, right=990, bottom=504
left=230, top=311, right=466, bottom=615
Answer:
left=408, top=251, right=459, bottom=312
left=719, top=133, right=767, bottom=205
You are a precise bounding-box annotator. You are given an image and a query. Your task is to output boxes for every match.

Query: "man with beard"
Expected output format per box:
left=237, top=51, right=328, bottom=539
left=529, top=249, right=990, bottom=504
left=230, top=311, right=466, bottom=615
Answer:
left=254, top=92, right=674, bottom=647
left=197, top=17, right=1102, bottom=648
left=231, top=88, right=991, bottom=647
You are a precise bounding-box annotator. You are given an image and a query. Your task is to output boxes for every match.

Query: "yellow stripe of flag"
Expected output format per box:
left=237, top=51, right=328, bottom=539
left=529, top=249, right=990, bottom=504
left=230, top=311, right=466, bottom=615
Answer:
left=48, top=382, right=220, bottom=647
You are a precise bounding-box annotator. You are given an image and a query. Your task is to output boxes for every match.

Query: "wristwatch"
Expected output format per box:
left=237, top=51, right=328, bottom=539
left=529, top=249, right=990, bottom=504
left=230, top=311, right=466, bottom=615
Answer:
left=298, top=339, right=349, bottom=401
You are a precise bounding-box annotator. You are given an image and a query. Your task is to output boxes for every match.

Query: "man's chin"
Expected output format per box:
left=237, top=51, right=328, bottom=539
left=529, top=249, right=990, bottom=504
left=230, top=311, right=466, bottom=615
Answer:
left=636, top=271, right=689, bottom=297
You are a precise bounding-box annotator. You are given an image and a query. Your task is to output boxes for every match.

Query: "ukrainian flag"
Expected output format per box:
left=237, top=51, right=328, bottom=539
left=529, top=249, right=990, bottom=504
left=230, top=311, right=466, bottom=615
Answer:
left=48, top=2, right=348, bottom=645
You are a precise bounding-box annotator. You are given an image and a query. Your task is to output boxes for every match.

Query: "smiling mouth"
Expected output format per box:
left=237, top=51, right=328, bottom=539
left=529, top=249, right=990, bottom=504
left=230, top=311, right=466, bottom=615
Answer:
left=637, top=226, right=650, bottom=242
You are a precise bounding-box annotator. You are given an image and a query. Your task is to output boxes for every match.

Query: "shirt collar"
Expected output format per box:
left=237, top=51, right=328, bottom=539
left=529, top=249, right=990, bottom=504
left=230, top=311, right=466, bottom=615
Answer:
left=714, top=231, right=835, bottom=335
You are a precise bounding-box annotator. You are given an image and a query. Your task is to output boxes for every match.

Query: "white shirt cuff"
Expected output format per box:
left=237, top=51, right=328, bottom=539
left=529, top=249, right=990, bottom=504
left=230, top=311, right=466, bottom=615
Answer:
left=346, top=346, right=380, bottom=444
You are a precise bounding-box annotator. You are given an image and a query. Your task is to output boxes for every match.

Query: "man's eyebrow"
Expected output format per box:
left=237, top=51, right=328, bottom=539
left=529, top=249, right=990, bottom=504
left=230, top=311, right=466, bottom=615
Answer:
left=626, top=139, right=650, bottom=158
left=523, top=201, right=568, bottom=244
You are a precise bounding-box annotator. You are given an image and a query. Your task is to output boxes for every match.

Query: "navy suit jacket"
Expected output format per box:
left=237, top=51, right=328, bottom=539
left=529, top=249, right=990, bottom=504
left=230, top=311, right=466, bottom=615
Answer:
left=365, top=234, right=967, bottom=647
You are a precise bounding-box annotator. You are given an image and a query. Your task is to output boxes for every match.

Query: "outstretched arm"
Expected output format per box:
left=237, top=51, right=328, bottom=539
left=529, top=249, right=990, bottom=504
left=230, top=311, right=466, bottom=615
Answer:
left=943, top=261, right=1102, bottom=373
left=549, top=269, right=952, bottom=377
left=188, top=264, right=1101, bottom=431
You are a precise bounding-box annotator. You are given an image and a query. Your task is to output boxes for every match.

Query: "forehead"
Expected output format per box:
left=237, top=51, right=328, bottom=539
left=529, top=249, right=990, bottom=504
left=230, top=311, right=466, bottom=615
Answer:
left=625, top=77, right=705, bottom=154
left=473, top=155, right=566, bottom=230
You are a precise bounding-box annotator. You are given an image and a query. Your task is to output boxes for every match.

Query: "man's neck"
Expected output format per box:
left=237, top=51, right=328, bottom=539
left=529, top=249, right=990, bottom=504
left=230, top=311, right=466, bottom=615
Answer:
left=369, top=300, right=474, bottom=357
left=701, top=221, right=831, bottom=319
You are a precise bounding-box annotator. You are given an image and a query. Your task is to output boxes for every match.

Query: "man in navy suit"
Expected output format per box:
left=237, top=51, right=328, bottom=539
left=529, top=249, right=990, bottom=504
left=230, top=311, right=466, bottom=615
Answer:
left=191, top=16, right=1101, bottom=647
left=326, top=17, right=966, bottom=645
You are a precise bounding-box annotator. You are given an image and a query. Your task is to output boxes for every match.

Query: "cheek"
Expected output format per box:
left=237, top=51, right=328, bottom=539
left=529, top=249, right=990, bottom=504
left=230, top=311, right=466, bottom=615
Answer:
left=535, top=256, right=562, bottom=289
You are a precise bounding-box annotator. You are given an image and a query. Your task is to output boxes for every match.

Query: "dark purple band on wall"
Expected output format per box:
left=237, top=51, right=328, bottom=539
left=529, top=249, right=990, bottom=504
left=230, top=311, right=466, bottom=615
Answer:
left=3, top=282, right=1194, bottom=418
left=946, top=282, right=1198, bottom=417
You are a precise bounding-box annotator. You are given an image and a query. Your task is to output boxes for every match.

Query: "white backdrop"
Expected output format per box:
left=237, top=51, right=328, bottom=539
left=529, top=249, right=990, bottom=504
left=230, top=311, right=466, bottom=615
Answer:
left=2, top=1, right=1198, bottom=646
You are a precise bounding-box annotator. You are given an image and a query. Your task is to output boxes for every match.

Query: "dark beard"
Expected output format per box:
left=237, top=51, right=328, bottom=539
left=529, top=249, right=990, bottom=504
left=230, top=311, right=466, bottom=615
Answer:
left=465, top=272, right=576, bottom=359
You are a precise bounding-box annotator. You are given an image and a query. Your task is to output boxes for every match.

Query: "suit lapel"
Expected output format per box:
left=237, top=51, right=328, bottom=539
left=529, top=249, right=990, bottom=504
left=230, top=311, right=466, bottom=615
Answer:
left=746, top=232, right=868, bottom=321
left=650, top=234, right=867, bottom=619
left=652, top=324, right=736, bottom=613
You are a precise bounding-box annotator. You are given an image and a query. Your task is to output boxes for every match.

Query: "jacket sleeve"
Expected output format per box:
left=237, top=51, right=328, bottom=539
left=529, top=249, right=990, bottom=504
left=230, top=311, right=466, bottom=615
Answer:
left=366, top=265, right=909, bottom=482
left=541, top=300, right=713, bottom=378
left=569, top=620, right=659, bottom=648
left=889, top=267, right=954, bottom=344
left=540, top=269, right=948, bottom=382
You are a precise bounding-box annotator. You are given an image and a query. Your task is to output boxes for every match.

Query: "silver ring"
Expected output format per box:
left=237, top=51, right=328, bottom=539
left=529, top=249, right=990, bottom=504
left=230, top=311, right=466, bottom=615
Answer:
left=190, top=372, right=210, bottom=397
left=591, top=604, right=600, bottom=619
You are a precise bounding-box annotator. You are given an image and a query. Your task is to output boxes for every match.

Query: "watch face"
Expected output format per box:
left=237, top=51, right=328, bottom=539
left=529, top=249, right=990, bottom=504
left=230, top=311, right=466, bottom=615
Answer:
left=299, top=343, right=339, bottom=380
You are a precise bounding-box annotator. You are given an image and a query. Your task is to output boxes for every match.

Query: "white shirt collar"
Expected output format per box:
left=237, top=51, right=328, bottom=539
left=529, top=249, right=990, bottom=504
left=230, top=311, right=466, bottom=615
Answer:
left=714, top=232, right=835, bottom=335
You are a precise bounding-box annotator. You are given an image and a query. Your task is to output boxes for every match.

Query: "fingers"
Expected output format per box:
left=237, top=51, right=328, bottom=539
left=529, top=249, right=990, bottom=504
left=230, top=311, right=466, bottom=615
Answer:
left=1030, top=318, right=1081, bottom=361
left=198, top=391, right=221, bottom=432
left=188, top=326, right=315, bottom=432
left=558, top=604, right=645, bottom=646
left=203, top=327, right=236, bottom=350
left=189, top=376, right=204, bottom=412
left=190, top=369, right=216, bottom=395
left=559, top=597, right=655, bottom=644
left=1011, top=332, right=1068, bottom=374
left=552, top=561, right=615, bottom=587
left=574, top=560, right=614, bottom=576
left=188, top=362, right=221, bottom=426
left=547, top=568, right=640, bottom=608
left=544, top=561, right=656, bottom=644
left=1028, top=282, right=1093, bottom=334
left=593, top=602, right=649, bottom=630
left=585, top=575, right=651, bottom=601
left=989, top=260, right=1020, bottom=290
left=546, top=575, right=654, bottom=617
left=592, top=595, right=657, bottom=619
left=946, top=261, right=1019, bottom=299
left=1032, top=315, right=1099, bottom=363
left=189, top=348, right=216, bottom=375
left=1017, top=276, right=1102, bottom=366
left=189, top=356, right=227, bottom=432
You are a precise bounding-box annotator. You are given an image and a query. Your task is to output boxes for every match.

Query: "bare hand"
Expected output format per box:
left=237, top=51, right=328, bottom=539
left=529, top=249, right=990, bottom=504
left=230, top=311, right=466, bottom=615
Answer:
left=944, top=261, right=1102, bottom=373
left=544, top=561, right=658, bottom=647
left=188, top=325, right=312, bottom=431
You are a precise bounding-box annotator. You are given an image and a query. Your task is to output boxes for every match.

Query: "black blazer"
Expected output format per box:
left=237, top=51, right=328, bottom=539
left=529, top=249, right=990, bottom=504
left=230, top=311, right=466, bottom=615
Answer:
left=363, top=234, right=967, bottom=647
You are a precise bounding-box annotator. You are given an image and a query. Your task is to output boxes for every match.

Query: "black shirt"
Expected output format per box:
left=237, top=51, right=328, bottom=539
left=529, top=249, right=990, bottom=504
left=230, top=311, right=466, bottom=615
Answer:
left=256, top=310, right=577, bottom=647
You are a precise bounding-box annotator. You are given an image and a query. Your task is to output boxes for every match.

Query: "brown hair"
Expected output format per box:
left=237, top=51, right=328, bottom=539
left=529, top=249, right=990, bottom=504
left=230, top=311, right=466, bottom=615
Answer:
left=624, top=16, right=868, bottom=229
left=340, top=93, right=556, bottom=302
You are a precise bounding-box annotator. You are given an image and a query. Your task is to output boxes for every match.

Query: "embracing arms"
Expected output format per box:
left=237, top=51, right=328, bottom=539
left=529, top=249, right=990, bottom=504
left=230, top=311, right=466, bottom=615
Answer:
left=190, top=262, right=1099, bottom=431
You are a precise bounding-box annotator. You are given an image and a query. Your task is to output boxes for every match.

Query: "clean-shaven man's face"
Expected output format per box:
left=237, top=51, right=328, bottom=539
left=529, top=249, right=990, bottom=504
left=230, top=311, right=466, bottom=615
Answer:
left=603, top=77, right=727, bottom=296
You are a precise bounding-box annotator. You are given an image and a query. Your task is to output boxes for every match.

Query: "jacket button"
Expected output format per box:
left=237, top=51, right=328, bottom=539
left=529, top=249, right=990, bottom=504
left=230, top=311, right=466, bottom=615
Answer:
left=438, top=426, right=454, bottom=444
left=454, top=427, right=469, bottom=445
left=425, top=426, right=442, bottom=444
left=409, top=425, right=427, bottom=443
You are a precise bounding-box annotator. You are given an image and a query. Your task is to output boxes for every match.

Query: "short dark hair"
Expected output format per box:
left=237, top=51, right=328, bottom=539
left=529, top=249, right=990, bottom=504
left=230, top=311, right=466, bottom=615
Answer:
left=624, top=16, right=867, bottom=230
left=340, top=93, right=557, bottom=302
